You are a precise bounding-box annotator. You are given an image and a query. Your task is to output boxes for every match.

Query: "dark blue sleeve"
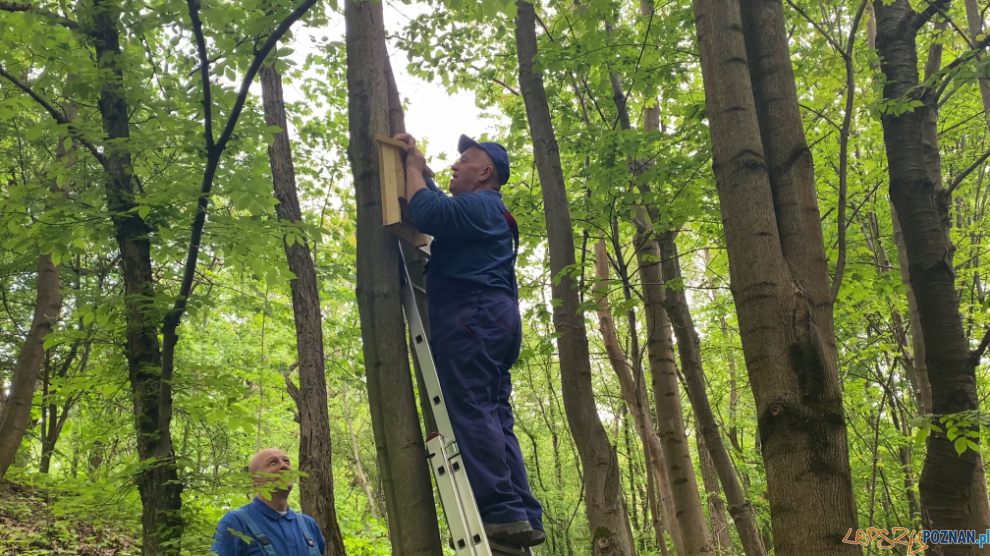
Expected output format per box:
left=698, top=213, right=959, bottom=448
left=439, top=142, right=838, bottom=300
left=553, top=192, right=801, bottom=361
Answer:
left=211, top=513, right=245, bottom=556
left=425, top=177, right=443, bottom=194
left=408, top=189, right=492, bottom=240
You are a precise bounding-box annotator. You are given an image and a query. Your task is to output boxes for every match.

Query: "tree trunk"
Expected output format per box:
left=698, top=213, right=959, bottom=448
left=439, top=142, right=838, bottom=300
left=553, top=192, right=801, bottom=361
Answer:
left=260, top=63, right=346, bottom=556
left=965, top=0, right=990, bottom=132
left=82, top=4, right=186, bottom=551
left=604, top=37, right=707, bottom=556
left=692, top=1, right=861, bottom=555
left=631, top=233, right=685, bottom=556
left=593, top=239, right=677, bottom=556
left=696, top=434, right=733, bottom=555
left=384, top=55, right=438, bottom=437
left=343, top=386, right=379, bottom=519
left=633, top=234, right=713, bottom=556
left=658, top=232, right=766, bottom=556
left=0, top=254, right=61, bottom=480
left=344, top=1, right=443, bottom=554
left=873, top=3, right=987, bottom=549
left=515, top=4, right=635, bottom=555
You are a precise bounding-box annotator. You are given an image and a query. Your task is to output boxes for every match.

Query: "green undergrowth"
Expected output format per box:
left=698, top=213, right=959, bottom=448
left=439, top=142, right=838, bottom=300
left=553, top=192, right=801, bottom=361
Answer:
left=0, top=475, right=140, bottom=556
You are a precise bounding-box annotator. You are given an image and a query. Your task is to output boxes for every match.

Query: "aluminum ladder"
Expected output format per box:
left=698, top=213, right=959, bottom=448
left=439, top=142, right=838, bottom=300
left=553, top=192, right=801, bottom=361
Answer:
left=398, top=245, right=533, bottom=556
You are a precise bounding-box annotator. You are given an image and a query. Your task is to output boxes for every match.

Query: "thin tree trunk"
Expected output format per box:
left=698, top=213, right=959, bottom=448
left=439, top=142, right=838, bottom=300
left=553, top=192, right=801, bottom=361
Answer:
left=859, top=212, right=924, bottom=528
left=604, top=34, right=704, bottom=555
left=890, top=208, right=932, bottom=413
left=344, top=1, right=443, bottom=554
left=645, top=464, right=670, bottom=556
left=515, top=4, right=635, bottom=555
left=873, top=3, right=987, bottom=549
left=87, top=3, right=184, bottom=551
left=696, top=434, right=732, bottom=555
left=343, top=386, right=379, bottom=519
left=965, top=0, right=990, bottom=132
left=960, top=4, right=990, bottom=542
left=632, top=234, right=713, bottom=556
left=593, top=239, right=677, bottom=556
left=260, top=63, right=346, bottom=556
left=0, top=255, right=61, bottom=480
left=630, top=232, right=685, bottom=556
left=692, top=1, right=861, bottom=555
left=9, top=91, right=80, bottom=479
left=658, top=232, right=766, bottom=556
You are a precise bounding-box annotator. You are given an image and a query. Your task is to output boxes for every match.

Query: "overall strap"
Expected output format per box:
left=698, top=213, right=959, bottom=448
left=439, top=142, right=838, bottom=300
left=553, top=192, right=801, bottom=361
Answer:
left=235, top=509, right=278, bottom=556
left=502, top=210, right=520, bottom=256
left=502, top=210, right=520, bottom=297
left=296, top=515, right=321, bottom=556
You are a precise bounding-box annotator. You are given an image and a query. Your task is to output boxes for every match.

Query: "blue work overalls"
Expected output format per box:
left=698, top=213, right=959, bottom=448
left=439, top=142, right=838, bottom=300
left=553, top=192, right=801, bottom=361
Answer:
left=409, top=183, right=544, bottom=531
left=210, top=498, right=325, bottom=556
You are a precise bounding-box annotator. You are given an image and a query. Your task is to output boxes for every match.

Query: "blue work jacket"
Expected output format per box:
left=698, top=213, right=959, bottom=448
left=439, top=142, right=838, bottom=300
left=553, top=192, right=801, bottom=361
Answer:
left=409, top=178, right=517, bottom=300
left=210, top=497, right=326, bottom=556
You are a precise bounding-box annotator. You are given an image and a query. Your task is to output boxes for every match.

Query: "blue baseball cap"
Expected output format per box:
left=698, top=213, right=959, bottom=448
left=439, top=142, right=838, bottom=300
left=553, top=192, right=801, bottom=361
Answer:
left=458, top=134, right=510, bottom=186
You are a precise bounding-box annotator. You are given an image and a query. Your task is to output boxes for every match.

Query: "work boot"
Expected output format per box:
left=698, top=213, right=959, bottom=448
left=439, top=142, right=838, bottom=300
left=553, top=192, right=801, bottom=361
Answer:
left=484, top=521, right=546, bottom=547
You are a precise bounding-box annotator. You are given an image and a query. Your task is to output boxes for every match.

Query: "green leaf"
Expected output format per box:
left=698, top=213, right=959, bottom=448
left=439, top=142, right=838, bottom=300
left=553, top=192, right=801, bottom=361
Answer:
left=26, top=124, right=44, bottom=141
left=955, top=436, right=968, bottom=455
left=138, top=205, right=151, bottom=219
left=42, top=333, right=58, bottom=350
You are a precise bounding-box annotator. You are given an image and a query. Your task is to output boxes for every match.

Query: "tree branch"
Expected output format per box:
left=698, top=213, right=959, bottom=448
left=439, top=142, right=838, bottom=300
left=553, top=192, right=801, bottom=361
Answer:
left=161, top=0, right=318, bottom=404
left=0, top=66, right=108, bottom=168
left=910, top=0, right=951, bottom=33
left=947, top=144, right=990, bottom=195
left=830, top=0, right=869, bottom=303
left=186, top=0, right=215, bottom=151
left=938, top=32, right=990, bottom=98
left=975, top=326, right=990, bottom=361
left=786, top=0, right=843, bottom=54
left=0, top=2, right=78, bottom=29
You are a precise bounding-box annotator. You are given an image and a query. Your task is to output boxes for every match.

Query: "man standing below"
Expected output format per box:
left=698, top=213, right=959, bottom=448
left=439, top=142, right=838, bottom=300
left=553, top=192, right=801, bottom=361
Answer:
left=211, top=448, right=326, bottom=556
left=394, top=133, right=545, bottom=547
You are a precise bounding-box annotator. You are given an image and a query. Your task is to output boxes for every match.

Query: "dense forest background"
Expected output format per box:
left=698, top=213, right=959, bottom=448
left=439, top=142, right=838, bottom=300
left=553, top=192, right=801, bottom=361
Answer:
left=2, top=0, right=989, bottom=555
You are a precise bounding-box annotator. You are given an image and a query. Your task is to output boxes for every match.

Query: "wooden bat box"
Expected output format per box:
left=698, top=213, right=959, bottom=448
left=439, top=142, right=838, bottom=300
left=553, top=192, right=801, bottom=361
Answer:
left=374, top=134, right=431, bottom=248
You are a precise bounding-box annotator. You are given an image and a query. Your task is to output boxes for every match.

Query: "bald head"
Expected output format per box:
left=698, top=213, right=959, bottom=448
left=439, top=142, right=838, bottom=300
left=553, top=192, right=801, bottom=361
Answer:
left=250, top=448, right=288, bottom=472
left=250, top=448, right=293, bottom=492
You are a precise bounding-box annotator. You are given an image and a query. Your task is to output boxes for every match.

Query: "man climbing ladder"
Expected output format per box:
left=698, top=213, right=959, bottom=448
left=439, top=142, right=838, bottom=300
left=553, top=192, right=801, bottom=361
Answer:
left=394, top=132, right=545, bottom=548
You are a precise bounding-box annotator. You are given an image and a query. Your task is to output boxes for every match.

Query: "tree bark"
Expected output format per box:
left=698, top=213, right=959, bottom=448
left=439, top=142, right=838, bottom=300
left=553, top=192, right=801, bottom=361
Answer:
left=384, top=55, right=438, bottom=437
left=344, top=1, right=443, bottom=554
left=696, top=434, right=733, bottom=555
left=260, top=63, right=346, bottom=556
left=515, top=4, right=635, bottom=555
left=593, top=239, right=677, bottom=556
left=633, top=234, right=713, bottom=556
left=0, top=254, right=61, bottom=480
left=659, top=233, right=765, bottom=556
left=873, top=3, right=987, bottom=548
left=964, top=0, right=990, bottom=132
left=343, top=386, right=379, bottom=519
left=85, top=3, right=184, bottom=552
left=692, top=1, right=861, bottom=555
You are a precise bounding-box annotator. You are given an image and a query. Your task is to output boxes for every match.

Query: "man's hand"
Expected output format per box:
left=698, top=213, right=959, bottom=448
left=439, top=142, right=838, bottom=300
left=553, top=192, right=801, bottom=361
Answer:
left=394, top=133, right=434, bottom=178
left=394, top=133, right=429, bottom=201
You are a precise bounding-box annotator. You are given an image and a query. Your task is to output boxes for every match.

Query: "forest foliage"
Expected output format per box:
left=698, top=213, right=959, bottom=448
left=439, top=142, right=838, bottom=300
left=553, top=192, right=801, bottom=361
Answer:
left=1, top=0, right=990, bottom=555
